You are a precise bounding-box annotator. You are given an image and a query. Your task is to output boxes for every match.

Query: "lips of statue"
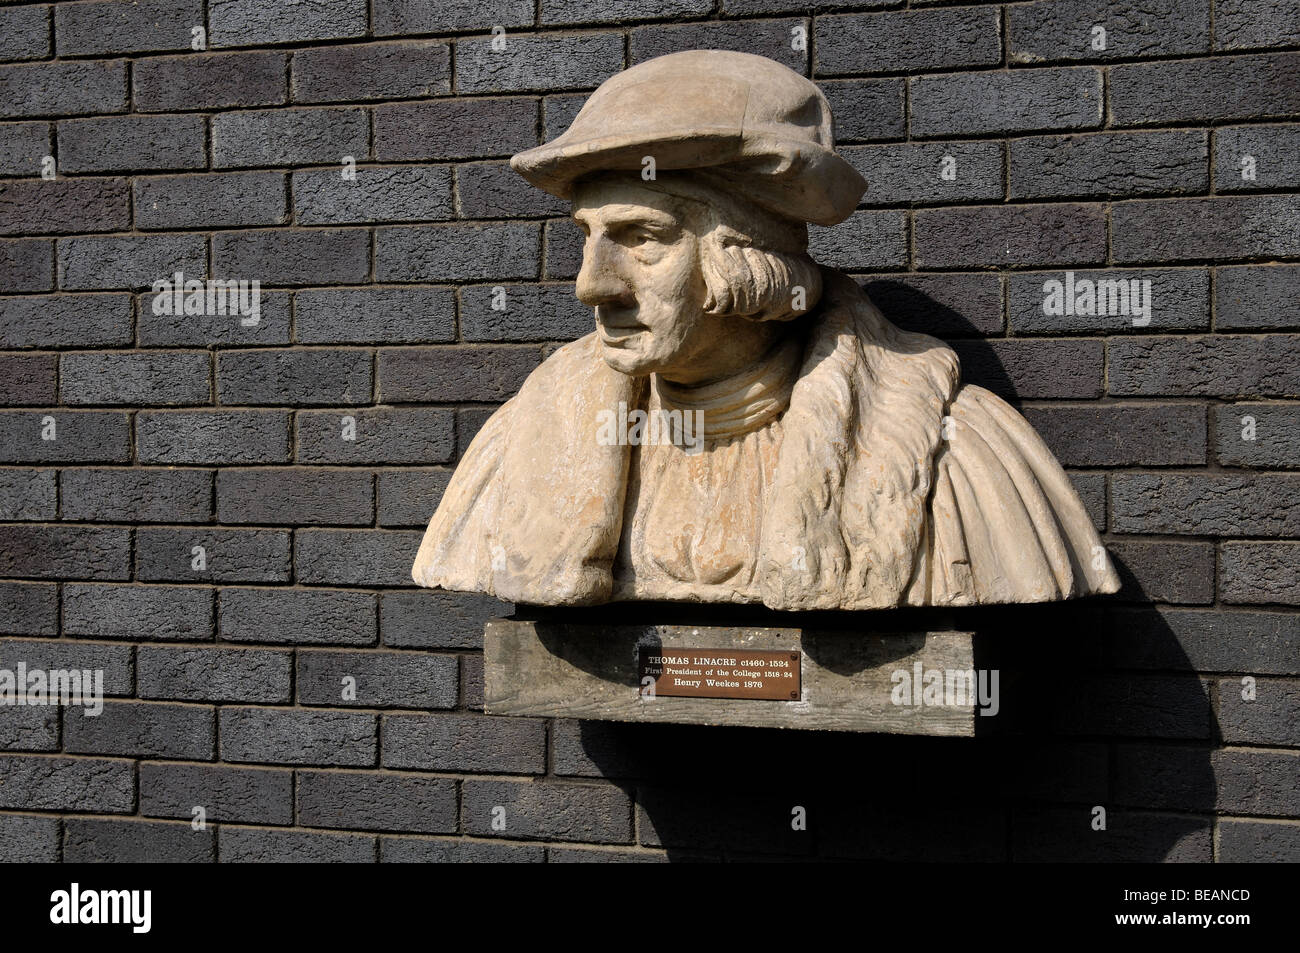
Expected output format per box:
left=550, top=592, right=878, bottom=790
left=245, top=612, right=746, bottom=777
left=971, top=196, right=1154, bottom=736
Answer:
left=571, top=178, right=721, bottom=381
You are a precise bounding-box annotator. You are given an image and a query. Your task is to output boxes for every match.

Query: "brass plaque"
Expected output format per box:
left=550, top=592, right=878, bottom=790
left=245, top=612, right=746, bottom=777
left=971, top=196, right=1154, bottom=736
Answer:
left=638, top=647, right=801, bottom=701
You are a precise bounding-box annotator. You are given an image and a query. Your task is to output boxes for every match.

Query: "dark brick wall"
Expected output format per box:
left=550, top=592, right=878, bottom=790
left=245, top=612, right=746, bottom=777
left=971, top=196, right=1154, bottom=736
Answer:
left=1, top=0, right=1298, bottom=863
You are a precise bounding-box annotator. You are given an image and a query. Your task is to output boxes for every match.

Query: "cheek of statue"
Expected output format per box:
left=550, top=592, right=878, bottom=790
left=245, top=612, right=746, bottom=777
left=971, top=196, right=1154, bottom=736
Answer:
left=596, top=241, right=707, bottom=376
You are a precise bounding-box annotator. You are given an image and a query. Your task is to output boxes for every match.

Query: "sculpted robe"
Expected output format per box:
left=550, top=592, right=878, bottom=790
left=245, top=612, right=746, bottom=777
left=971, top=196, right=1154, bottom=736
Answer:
left=412, top=269, right=1121, bottom=609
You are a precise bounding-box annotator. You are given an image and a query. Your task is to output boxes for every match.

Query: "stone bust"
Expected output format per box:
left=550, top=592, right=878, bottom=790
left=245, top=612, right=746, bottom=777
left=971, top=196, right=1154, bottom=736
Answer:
left=412, top=50, right=1120, bottom=610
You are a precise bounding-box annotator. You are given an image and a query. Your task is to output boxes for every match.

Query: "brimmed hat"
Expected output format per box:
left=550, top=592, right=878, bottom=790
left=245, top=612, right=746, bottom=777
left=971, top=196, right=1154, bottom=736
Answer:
left=510, top=50, right=867, bottom=226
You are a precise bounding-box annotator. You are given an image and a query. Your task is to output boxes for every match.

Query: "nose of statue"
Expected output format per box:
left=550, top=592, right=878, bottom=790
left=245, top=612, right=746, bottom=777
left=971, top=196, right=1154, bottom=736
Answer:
left=575, top=238, right=633, bottom=309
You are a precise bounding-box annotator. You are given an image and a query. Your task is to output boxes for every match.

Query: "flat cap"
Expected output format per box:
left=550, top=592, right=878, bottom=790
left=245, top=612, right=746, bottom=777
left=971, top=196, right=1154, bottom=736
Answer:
left=510, top=50, right=867, bottom=226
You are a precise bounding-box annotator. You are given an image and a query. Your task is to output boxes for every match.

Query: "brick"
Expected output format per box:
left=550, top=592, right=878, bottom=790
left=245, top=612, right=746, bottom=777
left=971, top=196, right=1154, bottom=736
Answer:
left=60, top=468, right=213, bottom=523
left=543, top=217, right=582, bottom=278
left=463, top=283, right=591, bottom=342
left=1012, top=807, right=1211, bottom=862
left=818, top=79, right=906, bottom=142
left=1110, top=53, right=1300, bottom=125
left=65, top=701, right=214, bottom=760
left=1114, top=473, right=1300, bottom=536
left=817, top=8, right=1000, bottom=75
left=1216, top=125, right=1300, bottom=193
left=59, top=351, right=211, bottom=405
left=380, top=837, right=544, bottom=862
left=134, top=51, right=287, bottom=112
left=298, top=651, right=456, bottom=708
left=809, top=210, right=907, bottom=270
left=861, top=274, right=1004, bottom=336
left=1221, top=543, right=1300, bottom=605
left=1021, top=404, right=1206, bottom=466
left=375, top=222, right=540, bottom=282
left=219, top=827, right=376, bottom=862
left=632, top=18, right=808, bottom=74
left=220, top=588, right=377, bottom=646
left=295, top=287, right=456, bottom=344
left=63, top=584, right=214, bottom=642
left=374, top=0, right=533, bottom=34
left=0, top=239, right=53, bottom=291
left=0, top=525, right=129, bottom=579
left=1099, top=607, right=1300, bottom=675
left=0, top=6, right=49, bottom=62
left=293, top=529, right=422, bottom=586
left=1216, top=0, right=1300, bottom=50
left=842, top=141, right=1003, bottom=206
left=212, top=107, right=368, bottom=168
left=0, top=755, right=133, bottom=812
left=217, top=348, right=371, bottom=406
left=0, top=706, right=57, bottom=751
left=136, top=527, right=290, bottom=583
left=1114, top=744, right=1214, bottom=809
left=1216, top=402, right=1300, bottom=467
left=219, top=707, right=376, bottom=766
left=140, top=762, right=293, bottom=824
left=548, top=847, right=667, bottom=863
left=0, top=814, right=58, bottom=861
left=0, top=638, right=132, bottom=695
left=1114, top=195, right=1300, bottom=263
left=0, top=178, right=129, bottom=235
left=293, top=40, right=450, bottom=103
left=1220, top=820, right=1300, bottom=862
left=137, top=410, right=291, bottom=465
left=212, top=228, right=370, bottom=286
left=456, top=161, right=568, bottom=218
left=57, top=114, right=206, bottom=174
left=55, top=0, right=200, bottom=56
left=1216, top=265, right=1300, bottom=331
left=0, top=355, right=56, bottom=405
left=916, top=204, right=1106, bottom=268
left=1219, top=678, right=1300, bottom=746
left=0, top=582, right=57, bottom=636
left=542, top=0, right=707, bottom=25
left=1011, top=131, right=1207, bottom=200
left=210, top=0, right=366, bottom=46
left=377, top=468, right=451, bottom=527
left=58, top=233, right=205, bottom=291
left=1107, top=539, right=1215, bottom=604
left=1054, top=674, right=1212, bottom=737
left=64, top=818, right=213, bottom=862
left=0, top=410, right=130, bottom=464
left=293, top=166, right=452, bottom=225
left=1008, top=0, right=1209, bottom=62
left=379, top=346, right=540, bottom=402
left=138, top=291, right=291, bottom=347
left=383, top=712, right=543, bottom=772
left=0, top=60, right=126, bottom=119
left=910, top=67, right=1102, bottom=137
left=138, top=646, right=290, bottom=703
left=1214, top=748, right=1300, bottom=816
left=0, top=293, right=128, bottom=348
left=1108, top=335, right=1300, bottom=397
left=0, top=121, right=48, bottom=174
left=951, top=339, right=1103, bottom=400
left=216, top=467, right=371, bottom=526
left=1009, top=268, right=1209, bottom=333
left=462, top=779, right=632, bottom=843
left=134, top=171, right=288, bottom=229
left=0, top=468, right=55, bottom=519
left=460, top=653, right=483, bottom=709
left=298, top=770, right=457, bottom=833
left=374, top=99, right=537, bottom=161
left=380, top=590, right=507, bottom=649
left=296, top=408, right=454, bottom=465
